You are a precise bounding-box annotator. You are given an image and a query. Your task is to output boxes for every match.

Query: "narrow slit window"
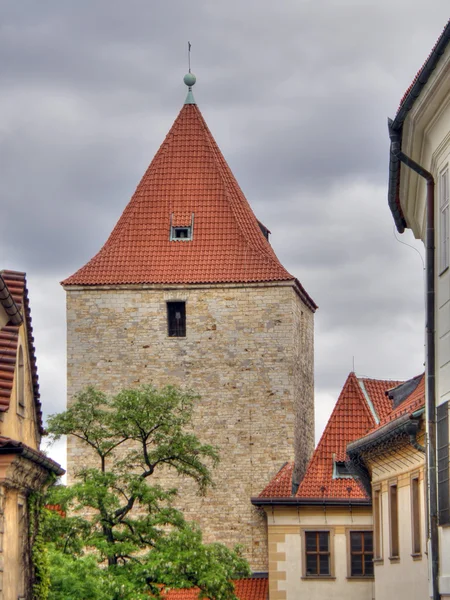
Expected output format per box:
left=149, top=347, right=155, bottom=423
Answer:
left=411, top=476, right=421, bottom=554
left=373, top=488, right=383, bottom=559
left=389, top=483, right=399, bottom=558
left=167, top=302, right=186, bottom=337
left=440, top=167, right=449, bottom=273
left=17, top=346, right=25, bottom=414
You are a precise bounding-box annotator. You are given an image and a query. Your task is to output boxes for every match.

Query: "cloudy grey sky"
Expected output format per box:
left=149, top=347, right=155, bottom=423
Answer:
left=1, top=1, right=448, bottom=470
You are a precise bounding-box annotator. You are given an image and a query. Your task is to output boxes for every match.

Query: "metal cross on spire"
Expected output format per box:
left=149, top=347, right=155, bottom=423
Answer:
left=188, top=41, right=191, bottom=73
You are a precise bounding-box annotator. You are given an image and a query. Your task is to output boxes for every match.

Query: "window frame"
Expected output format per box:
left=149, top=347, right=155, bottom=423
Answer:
left=346, top=529, right=374, bottom=579
left=439, top=165, right=449, bottom=274
left=167, top=301, right=187, bottom=338
left=373, top=484, right=383, bottom=562
left=437, top=401, right=450, bottom=525
left=170, top=226, right=192, bottom=241
left=301, top=528, right=335, bottom=579
left=16, top=345, right=25, bottom=416
left=389, top=480, right=400, bottom=560
left=410, top=472, right=422, bottom=557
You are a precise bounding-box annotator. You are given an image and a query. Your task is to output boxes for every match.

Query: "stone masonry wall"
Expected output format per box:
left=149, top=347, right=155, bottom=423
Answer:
left=66, top=282, right=315, bottom=571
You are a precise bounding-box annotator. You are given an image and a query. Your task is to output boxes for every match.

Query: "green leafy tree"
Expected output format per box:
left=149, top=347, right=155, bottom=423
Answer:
left=45, top=386, right=250, bottom=599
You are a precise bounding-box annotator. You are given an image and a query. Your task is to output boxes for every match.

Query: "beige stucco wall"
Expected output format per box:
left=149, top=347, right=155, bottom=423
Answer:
left=65, top=282, right=315, bottom=571
left=265, top=506, right=374, bottom=600
left=0, top=320, right=40, bottom=450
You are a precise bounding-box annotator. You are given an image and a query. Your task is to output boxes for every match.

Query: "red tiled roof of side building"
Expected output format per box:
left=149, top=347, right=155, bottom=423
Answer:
left=375, top=373, right=425, bottom=431
left=62, top=103, right=316, bottom=310
left=359, top=377, right=403, bottom=422
left=398, top=19, right=450, bottom=110
left=295, top=373, right=376, bottom=500
left=258, top=373, right=403, bottom=501
left=162, top=578, right=268, bottom=600
left=0, top=271, right=44, bottom=433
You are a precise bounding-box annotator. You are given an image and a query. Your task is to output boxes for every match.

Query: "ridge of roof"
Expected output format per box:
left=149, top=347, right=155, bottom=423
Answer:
left=62, top=103, right=315, bottom=308
left=0, top=271, right=44, bottom=434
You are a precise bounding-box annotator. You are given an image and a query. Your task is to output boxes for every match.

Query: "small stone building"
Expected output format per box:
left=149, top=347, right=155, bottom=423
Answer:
left=62, top=75, right=316, bottom=570
left=0, top=270, right=64, bottom=600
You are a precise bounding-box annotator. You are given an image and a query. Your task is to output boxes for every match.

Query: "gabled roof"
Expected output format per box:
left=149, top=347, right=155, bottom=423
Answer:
left=62, top=99, right=315, bottom=309
left=0, top=271, right=44, bottom=434
left=388, top=19, right=450, bottom=232
left=162, top=578, right=268, bottom=600
left=255, top=373, right=402, bottom=503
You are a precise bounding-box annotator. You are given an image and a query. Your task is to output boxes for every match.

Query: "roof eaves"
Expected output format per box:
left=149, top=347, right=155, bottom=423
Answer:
left=347, top=412, right=419, bottom=455
left=0, top=274, right=23, bottom=326
left=251, top=496, right=371, bottom=507
left=0, top=437, right=64, bottom=476
left=387, top=20, right=450, bottom=232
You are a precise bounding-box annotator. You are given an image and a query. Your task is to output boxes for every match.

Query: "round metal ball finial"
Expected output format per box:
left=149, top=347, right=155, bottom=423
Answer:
left=184, top=73, right=196, bottom=87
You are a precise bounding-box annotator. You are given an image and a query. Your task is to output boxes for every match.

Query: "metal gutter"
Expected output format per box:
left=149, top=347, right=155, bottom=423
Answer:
left=251, top=497, right=371, bottom=507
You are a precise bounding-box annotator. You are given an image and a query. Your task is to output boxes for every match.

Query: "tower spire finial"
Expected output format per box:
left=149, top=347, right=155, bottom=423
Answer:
left=183, top=42, right=196, bottom=105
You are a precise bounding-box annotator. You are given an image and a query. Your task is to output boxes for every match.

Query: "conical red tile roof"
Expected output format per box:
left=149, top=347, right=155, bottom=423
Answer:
left=63, top=101, right=313, bottom=304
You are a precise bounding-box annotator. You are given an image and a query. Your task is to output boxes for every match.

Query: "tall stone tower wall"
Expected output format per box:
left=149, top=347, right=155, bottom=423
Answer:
left=66, top=281, right=314, bottom=570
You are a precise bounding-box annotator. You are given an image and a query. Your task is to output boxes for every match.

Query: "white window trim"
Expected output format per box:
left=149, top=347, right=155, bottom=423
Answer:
left=439, top=165, right=449, bottom=274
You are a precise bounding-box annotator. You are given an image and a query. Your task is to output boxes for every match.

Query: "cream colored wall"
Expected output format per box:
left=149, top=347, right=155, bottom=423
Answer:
left=397, top=44, right=450, bottom=597
left=370, top=451, right=428, bottom=600
left=0, top=487, right=26, bottom=600
left=265, top=506, right=374, bottom=600
left=0, top=321, right=39, bottom=449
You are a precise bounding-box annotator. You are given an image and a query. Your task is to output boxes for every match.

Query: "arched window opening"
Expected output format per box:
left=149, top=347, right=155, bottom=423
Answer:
left=17, top=346, right=25, bottom=414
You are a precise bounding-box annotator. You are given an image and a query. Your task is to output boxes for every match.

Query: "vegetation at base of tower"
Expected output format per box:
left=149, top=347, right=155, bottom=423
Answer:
left=45, top=385, right=250, bottom=599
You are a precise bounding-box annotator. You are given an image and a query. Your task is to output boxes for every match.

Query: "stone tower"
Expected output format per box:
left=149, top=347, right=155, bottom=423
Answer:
left=63, top=75, right=316, bottom=571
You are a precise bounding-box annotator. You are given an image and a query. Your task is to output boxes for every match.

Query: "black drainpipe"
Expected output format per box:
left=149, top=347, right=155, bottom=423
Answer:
left=389, top=119, right=439, bottom=600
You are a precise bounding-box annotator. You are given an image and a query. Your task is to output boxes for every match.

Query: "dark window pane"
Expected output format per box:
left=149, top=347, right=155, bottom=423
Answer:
left=350, top=532, right=362, bottom=552
left=319, top=554, right=330, bottom=575
left=306, top=554, right=317, bottom=575
left=364, top=554, right=374, bottom=576
left=305, top=533, right=317, bottom=552
left=318, top=532, right=329, bottom=551
left=351, top=555, right=363, bottom=576
left=167, top=302, right=186, bottom=337
left=364, top=532, right=373, bottom=552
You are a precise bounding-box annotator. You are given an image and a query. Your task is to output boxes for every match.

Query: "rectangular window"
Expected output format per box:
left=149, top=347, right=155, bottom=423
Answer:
left=170, top=226, right=192, bottom=240
left=389, top=483, right=399, bottom=558
left=437, top=401, right=450, bottom=525
left=167, top=302, right=186, bottom=337
left=411, top=475, right=421, bottom=554
left=373, top=487, right=383, bottom=559
left=440, top=167, right=449, bottom=273
left=305, top=531, right=330, bottom=576
left=350, top=531, right=374, bottom=577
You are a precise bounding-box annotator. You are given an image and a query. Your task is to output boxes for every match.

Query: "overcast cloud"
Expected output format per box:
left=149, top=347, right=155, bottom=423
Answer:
left=1, top=1, right=447, bottom=471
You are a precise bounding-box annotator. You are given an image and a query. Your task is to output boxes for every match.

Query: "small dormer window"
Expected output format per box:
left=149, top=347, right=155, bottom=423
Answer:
left=170, top=213, right=194, bottom=241
left=333, top=460, right=352, bottom=479
left=171, top=226, right=192, bottom=240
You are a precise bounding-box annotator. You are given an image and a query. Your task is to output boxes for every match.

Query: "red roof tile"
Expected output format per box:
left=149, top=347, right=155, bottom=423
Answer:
left=0, top=271, right=43, bottom=434
left=259, top=374, right=403, bottom=501
left=373, top=373, right=425, bottom=431
left=162, top=578, right=268, bottom=600
left=62, top=103, right=315, bottom=309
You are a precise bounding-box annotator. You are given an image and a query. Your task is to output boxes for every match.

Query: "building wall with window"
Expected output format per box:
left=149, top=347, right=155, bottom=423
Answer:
left=66, top=282, right=314, bottom=571
left=388, top=30, right=450, bottom=595
left=264, top=505, right=374, bottom=600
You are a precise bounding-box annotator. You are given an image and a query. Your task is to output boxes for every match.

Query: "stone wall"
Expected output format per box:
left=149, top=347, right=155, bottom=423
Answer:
left=66, top=282, right=315, bottom=571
